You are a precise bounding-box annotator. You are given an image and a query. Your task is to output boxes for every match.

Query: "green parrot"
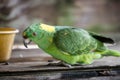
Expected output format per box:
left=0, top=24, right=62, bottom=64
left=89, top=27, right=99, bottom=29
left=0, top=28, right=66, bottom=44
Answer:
left=23, top=23, right=120, bottom=67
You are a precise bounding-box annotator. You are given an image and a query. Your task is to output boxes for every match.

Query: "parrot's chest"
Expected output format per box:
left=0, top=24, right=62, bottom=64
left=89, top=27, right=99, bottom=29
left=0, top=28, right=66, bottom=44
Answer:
left=37, top=37, right=53, bottom=50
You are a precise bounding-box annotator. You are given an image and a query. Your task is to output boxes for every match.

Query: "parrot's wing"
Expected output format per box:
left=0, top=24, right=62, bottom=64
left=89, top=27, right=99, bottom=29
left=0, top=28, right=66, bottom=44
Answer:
left=54, top=28, right=93, bottom=55
left=89, top=32, right=114, bottom=44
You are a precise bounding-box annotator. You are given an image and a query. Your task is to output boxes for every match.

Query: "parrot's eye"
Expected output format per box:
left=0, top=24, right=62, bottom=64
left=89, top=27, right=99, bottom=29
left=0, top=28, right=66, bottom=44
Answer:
left=32, top=32, right=37, bottom=36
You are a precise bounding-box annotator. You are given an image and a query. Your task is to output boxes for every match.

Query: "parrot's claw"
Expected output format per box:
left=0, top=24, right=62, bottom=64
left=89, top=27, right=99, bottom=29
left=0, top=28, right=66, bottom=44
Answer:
left=47, top=61, right=74, bottom=68
left=60, top=62, right=73, bottom=68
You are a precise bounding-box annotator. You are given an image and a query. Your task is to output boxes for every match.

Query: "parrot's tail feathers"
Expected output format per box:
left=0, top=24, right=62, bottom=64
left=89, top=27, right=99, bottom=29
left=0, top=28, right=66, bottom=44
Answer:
left=102, top=49, right=120, bottom=57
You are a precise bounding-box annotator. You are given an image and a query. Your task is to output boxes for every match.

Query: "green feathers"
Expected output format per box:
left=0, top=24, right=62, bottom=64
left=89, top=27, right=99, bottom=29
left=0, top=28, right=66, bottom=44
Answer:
left=54, top=28, right=94, bottom=54
left=23, top=23, right=120, bottom=66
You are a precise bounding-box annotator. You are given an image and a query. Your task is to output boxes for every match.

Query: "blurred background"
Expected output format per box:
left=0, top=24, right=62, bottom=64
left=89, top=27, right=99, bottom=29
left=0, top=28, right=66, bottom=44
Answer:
left=0, top=0, right=120, bottom=44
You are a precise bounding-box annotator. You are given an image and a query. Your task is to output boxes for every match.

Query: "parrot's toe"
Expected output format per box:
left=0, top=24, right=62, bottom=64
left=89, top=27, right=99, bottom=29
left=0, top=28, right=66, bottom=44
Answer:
left=47, top=61, right=74, bottom=68
left=61, top=62, right=74, bottom=68
left=47, top=61, right=62, bottom=66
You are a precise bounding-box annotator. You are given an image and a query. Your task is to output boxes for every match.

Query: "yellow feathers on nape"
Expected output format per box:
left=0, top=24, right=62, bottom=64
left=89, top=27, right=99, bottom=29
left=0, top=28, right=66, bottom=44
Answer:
left=40, top=24, right=55, bottom=32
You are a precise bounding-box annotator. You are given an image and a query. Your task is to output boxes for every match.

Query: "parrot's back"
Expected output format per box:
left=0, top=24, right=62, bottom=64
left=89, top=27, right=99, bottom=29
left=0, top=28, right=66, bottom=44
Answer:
left=54, top=28, right=97, bottom=55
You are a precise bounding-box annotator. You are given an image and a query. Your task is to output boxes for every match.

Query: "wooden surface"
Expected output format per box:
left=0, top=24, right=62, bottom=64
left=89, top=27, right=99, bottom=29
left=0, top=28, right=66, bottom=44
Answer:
left=0, top=46, right=120, bottom=79
left=0, top=49, right=120, bottom=72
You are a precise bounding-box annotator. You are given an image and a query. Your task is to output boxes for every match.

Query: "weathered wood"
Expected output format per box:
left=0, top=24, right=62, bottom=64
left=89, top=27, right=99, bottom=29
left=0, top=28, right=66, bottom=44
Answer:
left=0, top=74, right=120, bottom=80
left=0, top=49, right=120, bottom=73
left=0, top=48, right=120, bottom=80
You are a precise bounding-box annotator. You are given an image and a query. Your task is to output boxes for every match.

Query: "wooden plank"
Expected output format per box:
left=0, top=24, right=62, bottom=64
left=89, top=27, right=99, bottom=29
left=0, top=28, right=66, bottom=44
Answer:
left=0, top=49, right=120, bottom=73
left=0, top=74, right=120, bottom=80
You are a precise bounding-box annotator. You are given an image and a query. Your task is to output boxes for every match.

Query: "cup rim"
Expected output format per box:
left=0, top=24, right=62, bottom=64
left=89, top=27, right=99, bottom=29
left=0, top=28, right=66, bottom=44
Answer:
left=0, top=27, right=19, bottom=34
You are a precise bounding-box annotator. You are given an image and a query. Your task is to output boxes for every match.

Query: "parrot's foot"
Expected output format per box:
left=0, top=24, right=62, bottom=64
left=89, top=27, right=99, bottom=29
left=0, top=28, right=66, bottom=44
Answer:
left=61, top=62, right=73, bottom=68
left=47, top=61, right=73, bottom=68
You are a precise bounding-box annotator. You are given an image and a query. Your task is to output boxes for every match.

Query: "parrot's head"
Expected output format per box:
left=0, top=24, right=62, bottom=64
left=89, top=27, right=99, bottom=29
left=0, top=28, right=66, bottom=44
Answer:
left=23, top=23, right=40, bottom=48
left=23, top=23, right=55, bottom=48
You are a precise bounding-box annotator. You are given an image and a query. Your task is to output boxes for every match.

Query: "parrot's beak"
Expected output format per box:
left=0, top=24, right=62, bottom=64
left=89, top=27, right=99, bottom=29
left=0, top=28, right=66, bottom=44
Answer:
left=23, top=39, right=32, bottom=48
left=23, top=33, right=32, bottom=48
